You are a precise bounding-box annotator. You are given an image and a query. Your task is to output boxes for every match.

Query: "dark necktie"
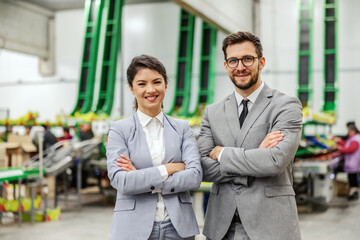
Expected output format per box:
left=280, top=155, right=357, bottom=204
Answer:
left=239, top=99, right=249, bottom=128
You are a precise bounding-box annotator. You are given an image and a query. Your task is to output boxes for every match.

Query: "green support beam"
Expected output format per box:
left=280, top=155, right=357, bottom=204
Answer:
left=323, top=0, right=338, bottom=113
left=190, top=22, right=217, bottom=116
left=94, top=0, right=124, bottom=115
left=167, top=9, right=195, bottom=116
left=72, top=0, right=104, bottom=115
left=297, top=0, right=314, bottom=108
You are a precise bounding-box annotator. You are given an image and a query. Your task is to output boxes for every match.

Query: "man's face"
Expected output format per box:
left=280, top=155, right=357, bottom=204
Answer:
left=224, top=41, right=265, bottom=91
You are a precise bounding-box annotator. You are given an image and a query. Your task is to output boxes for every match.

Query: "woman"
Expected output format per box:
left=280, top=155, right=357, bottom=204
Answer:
left=335, top=121, right=360, bottom=201
left=106, top=54, right=202, bottom=239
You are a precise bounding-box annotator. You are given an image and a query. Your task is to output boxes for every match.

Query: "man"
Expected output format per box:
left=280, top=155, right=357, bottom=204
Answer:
left=198, top=31, right=302, bottom=240
left=42, top=124, right=57, bottom=150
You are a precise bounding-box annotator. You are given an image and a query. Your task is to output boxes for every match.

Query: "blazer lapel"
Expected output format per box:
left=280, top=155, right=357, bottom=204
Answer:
left=133, top=114, right=154, bottom=168
left=225, top=93, right=241, bottom=145
left=163, top=114, right=182, bottom=164
left=163, top=116, right=171, bottom=164
left=236, top=83, right=273, bottom=147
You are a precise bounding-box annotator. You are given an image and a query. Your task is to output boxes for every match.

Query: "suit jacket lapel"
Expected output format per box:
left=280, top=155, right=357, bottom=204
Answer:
left=236, top=83, right=273, bottom=147
left=225, top=93, right=241, bottom=145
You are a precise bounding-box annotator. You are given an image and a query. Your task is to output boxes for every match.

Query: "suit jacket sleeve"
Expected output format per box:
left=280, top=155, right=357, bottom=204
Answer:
left=161, top=121, right=203, bottom=195
left=219, top=97, right=303, bottom=178
left=106, top=123, right=164, bottom=195
left=198, top=106, right=249, bottom=185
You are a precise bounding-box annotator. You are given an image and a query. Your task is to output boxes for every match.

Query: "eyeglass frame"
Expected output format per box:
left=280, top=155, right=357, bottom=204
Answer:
left=225, top=56, right=261, bottom=68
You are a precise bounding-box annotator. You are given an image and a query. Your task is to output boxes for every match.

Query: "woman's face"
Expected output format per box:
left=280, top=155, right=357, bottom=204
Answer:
left=129, top=68, right=167, bottom=117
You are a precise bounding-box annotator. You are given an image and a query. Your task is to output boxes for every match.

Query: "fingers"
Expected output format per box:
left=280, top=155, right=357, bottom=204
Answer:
left=117, top=159, right=127, bottom=164
left=259, top=131, right=285, bottom=148
left=209, top=146, right=223, bottom=160
left=172, top=162, right=185, bottom=171
left=267, top=141, right=279, bottom=148
left=266, top=131, right=284, bottom=140
left=116, top=156, right=136, bottom=171
left=265, top=135, right=284, bottom=148
left=177, top=162, right=186, bottom=170
left=117, top=162, right=135, bottom=171
left=266, top=132, right=284, bottom=142
left=117, top=156, right=133, bottom=164
left=118, top=164, right=131, bottom=171
left=120, top=155, right=131, bottom=161
left=166, top=162, right=186, bottom=175
left=209, top=149, right=216, bottom=160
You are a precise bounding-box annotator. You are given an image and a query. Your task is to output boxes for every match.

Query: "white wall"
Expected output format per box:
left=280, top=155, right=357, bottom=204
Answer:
left=172, top=0, right=253, bottom=34
left=260, top=0, right=360, bottom=135
left=1, top=0, right=360, bottom=135
left=0, top=9, right=83, bottom=121
left=0, top=3, right=181, bottom=121
left=120, top=2, right=180, bottom=116
left=336, top=0, right=360, bottom=134
left=260, top=0, right=298, bottom=95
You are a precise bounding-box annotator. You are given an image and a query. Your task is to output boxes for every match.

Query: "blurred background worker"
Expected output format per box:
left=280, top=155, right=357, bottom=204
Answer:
left=335, top=121, right=360, bottom=201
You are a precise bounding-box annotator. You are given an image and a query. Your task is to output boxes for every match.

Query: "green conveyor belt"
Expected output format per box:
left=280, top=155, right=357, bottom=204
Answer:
left=167, top=9, right=195, bottom=117
left=72, top=0, right=104, bottom=115
left=94, top=0, right=124, bottom=115
left=190, top=22, right=217, bottom=116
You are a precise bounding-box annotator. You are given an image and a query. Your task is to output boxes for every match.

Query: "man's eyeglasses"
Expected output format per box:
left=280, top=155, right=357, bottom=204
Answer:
left=225, top=56, right=260, bottom=68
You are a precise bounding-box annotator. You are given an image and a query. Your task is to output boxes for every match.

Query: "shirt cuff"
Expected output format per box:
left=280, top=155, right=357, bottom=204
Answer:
left=218, top=148, right=225, bottom=162
left=151, top=165, right=168, bottom=194
left=157, top=165, right=169, bottom=182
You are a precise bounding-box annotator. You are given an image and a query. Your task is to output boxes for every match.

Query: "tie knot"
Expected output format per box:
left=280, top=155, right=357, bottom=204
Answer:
left=241, top=99, right=249, bottom=107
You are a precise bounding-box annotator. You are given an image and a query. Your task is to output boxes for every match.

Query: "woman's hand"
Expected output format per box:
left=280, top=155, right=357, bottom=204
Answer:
left=259, top=131, right=284, bottom=148
left=165, top=163, right=185, bottom=176
left=117, top=155, right=136, bottom=171
left=333, top=136, right=342, bottom=143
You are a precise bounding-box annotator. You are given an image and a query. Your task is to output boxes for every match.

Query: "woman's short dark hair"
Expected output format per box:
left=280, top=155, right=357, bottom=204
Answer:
left=127, top=54, right=168, bottom=87
left=222, top=31, right=263, bottom=60
left=126, top=54, right=168, bottom=110
left=347, top=121, right=360, bottom=133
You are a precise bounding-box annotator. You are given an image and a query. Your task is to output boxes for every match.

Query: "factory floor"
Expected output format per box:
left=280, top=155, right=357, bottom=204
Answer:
left=0, top=190, right=359, bottom=240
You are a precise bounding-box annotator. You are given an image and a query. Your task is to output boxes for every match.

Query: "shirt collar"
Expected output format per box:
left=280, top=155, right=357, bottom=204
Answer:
left=235, top=81, right=264, bottom=107
left=137, top=109, right=164, bottom=127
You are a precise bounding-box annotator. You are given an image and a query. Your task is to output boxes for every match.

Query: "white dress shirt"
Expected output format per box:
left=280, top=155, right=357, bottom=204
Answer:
left=234, top=81, right=264, bottom=115
left=218, top=81, right=265, bottom=161
left=137, top=110, right=169, bottom=222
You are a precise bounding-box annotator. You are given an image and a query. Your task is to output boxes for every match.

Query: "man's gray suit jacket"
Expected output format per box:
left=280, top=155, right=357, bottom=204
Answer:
left=198, top=83, right=302, bottom=240
left=107, top=113, right=202, bottom=239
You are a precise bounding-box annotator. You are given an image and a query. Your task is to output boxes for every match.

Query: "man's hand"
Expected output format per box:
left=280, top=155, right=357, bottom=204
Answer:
left=165, top=163, right=186, bottom=176
left=259, top=131, right=284, bottom=148
left=210, top=146, right=224, bottom=161
left=117, top=155, right=136, bottom=171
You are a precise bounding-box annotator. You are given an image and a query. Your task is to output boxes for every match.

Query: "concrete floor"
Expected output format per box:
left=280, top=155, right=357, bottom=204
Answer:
left=0, top=193, right=359, bottom=240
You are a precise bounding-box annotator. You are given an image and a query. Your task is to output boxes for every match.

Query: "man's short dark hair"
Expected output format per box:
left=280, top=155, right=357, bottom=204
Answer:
left=222, top=31, right=263, bottom=60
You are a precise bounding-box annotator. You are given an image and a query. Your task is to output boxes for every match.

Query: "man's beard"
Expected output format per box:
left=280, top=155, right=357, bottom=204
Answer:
left=230, top=66, right=259, bottom=90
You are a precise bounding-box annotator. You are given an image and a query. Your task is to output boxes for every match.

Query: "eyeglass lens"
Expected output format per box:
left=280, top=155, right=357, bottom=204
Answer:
left=227, top=57, right=256, bottom=68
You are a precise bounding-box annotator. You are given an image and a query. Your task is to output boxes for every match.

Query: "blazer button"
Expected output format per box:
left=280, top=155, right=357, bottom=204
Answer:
left=235, top=190, right=241, bottom=195
left=151, top=186, right=155, bottom=190
left=171, top=188, right=175, bottom=192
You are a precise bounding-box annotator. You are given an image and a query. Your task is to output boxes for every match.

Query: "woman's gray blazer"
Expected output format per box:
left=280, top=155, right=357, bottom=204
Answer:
left=106, top=113, right=202, bottom=239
